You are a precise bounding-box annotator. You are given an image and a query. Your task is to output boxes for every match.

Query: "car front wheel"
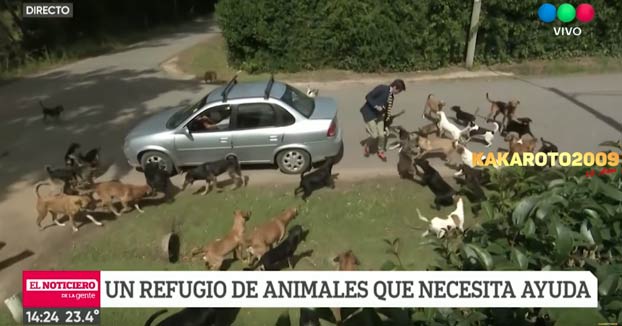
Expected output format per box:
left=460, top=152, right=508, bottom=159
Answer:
left=276, top=149, right=311, bottom=174
left=140, top=151, right=175, bottom=175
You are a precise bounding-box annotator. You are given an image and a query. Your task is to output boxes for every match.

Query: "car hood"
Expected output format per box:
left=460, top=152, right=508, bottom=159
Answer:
left=126, top=108, right=178, bottom=139
left=308, top=96, right=337, bottom=120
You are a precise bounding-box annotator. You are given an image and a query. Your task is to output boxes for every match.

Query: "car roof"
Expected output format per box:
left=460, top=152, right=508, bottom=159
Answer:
left=206, top=80, right=287, bottom=104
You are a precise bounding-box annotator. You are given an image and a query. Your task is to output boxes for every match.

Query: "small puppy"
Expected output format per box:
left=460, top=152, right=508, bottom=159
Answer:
left=203, top=71, right=218, bottom=84
left=34, top=182, right=102, bottom=232
left=197, top=210, right=251, bottom=271
left=306, top=86, right=319, bottom=97
left=417, top=196, right=465, bottom=238
left=144, top=308, right=222, bottom=326
left=294, top=155, right=338, bottom=201
left=415, top=134, right=456, bottom=160
left=245, top=207, right=299, bottom=263
left=182, top=156, right=244, bottom=195
left=437, top=111, right=469, bottom=142
left=423, top=93, right=446, bottom=122
left=414, top=158, right=457, bottom=210
left=451, top=106, right=477, bottom=125
left=143, top=162, right=173, bottom=201
left=39, top=100, right=64, bottom=122
left=504, top=117, right=534, bottom=138
left=538, top=137, right=559, bottom=153
left=245, top=225, right=306, bottom=271
left=485, top=93, right=520, bottom=127
left=466, top=120, right=500, bottom=147
left=93, top=181, right=152, bottom=216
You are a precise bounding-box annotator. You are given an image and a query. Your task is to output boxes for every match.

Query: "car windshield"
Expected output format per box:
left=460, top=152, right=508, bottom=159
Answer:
left=166, top=95, right=207, bottom=129
left=280, top=85, right=315, bottom=118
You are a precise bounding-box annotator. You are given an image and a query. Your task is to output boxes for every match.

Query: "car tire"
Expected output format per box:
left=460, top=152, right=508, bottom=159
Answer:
left=140, top=151, right=175, bottom=175
left=276, top=149, right=311, bottom=174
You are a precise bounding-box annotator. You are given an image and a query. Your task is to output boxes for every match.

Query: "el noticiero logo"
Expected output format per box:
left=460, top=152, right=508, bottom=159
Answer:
left=538, top=2, right=595, bottom=36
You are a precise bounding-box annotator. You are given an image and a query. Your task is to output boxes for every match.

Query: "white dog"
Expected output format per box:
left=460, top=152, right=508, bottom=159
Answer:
left=453, top=142, right=473, bottom=176
left=417, top=197, right=465, bottom=238
left=306, top=86, right=319, bottom=97
left=465, top=121, right=500, bottom=147
left=437, top=111, right=469, bottom=141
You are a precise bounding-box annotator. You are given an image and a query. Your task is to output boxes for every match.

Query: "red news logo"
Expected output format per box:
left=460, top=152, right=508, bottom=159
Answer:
left=23, top=271, right=101, bottom=309
left=27, top=279, right=99, bottom=291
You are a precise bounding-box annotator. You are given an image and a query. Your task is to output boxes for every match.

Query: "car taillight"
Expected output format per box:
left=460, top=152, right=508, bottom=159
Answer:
left=327, top=119, right=337, bottom=137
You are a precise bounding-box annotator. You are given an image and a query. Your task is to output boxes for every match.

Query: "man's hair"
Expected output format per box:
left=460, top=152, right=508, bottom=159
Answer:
left=390, top=79, right=406, bottom=91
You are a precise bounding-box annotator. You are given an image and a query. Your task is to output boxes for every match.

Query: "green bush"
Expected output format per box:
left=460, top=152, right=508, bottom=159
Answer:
left=216, top=0, right=622, bottom=73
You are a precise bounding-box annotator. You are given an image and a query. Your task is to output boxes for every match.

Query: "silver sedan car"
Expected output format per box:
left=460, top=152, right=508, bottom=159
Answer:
left=123, top=77, right=343, bottom=174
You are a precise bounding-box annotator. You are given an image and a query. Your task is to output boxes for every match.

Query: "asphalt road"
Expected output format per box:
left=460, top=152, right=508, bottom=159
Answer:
left=1, top=20, right=621, bottom=302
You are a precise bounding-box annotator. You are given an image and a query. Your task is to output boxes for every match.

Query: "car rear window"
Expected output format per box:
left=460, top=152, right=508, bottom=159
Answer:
left=166, top=95, right=207, bottom=129
left=280, top=85, right=315, bottom=118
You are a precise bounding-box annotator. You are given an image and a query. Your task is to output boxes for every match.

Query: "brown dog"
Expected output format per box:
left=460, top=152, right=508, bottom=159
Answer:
left=506, top=132, right=537, bottom=156
left=486, top=93, right=520, bottom=128
left=415, top=134, right=456, bottom=160
left=93, top=181, right=152, bottom=216
left=34, top=182, right=103, bottom=232
left=196, top=210, right=251, bottom=270
left=423, top=93, right=446, bottom=123
left=331, top=250, right=361, bottom=324
left=244, top=207, right=299, bottom=263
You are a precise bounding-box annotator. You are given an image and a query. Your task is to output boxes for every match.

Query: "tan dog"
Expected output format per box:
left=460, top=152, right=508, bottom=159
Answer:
left=93, top=181, right=152, bottom=216
left=486, top=93, right=520, bottom=127
left=331, top=250, right=361, bottom=324
left=244, top=207, right=299, bottom=263
left=423, top=93, right=446, bottom=123
left=196, top=210, right=251, bottom=270
left=415, top=134, right=456, bottom=160
left=506, top=132, right=537, bottom=156
left=34, top=182, right=103, bottom=232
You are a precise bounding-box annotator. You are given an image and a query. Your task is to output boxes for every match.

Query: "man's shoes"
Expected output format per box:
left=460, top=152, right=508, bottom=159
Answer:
left=364, top=145, right=370, bottom=157
left=377, top=151, right=387, bottom=162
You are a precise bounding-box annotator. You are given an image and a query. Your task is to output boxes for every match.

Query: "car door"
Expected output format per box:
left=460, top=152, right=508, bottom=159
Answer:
left=230, top=103, right=296, bottom=163
left=173, top=105, right=233, bottom=166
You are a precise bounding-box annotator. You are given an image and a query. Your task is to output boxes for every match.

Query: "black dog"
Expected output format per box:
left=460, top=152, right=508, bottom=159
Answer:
left=451, top=106, right=476, bottom=125
left=144, top=308, right=221, bottom=326
left=245, top=225, right=307, bottom=271
left=414, top=158, right=456, bottom=210
left=144, top=162, right=173, bottom=201
left=64, top=143, right=101, bottom=168
left=538, top=137, right=559, bottom=153
left=503, top=117, right=534, bottom=138
left=39, top=100, right=64, bottom=122
left=294, top=155, right=338, bottom=201
left=455, top=164, right=489, bottom=204
left=45, top=165, right=79, bottom=194
left=182, top=156, right=244, bottom=195
left=299, top=308, right=321, bottom=326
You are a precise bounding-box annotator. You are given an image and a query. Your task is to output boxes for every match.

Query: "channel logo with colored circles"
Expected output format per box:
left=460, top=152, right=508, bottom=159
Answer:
left=538, top=3, right=595, bottom=36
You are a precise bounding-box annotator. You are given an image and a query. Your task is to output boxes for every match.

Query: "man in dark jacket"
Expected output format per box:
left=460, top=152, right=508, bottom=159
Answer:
left=360, top=79, right=406, bottom=161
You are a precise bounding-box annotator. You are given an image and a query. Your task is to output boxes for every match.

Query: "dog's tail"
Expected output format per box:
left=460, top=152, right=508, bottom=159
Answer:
left=144, top=309, right=168, bottom=326
left=416, top=208, right=429, bottom=223
left=427, top=93, right=434, bottom=100
left=485, top=93, right=494, bottom=103
left=491, top=121, right=500, bottom=134
left=34, top=182, right=51, bottom=198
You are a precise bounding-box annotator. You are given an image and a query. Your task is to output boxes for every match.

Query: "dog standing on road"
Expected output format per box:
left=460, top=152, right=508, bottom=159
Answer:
left=39, top=100, right=64, bottom=122
left=423, top=93, right=446, bottom=123
left=485, top=93, right=520, bottom=129
left=504, top=117, right=534, bottom=138
left=144, top=162, right=173, bottom=202
left=437, top=111, right=469, bottom=142
left=34, top=182, right=103, bottom=232
left=466, top=120, right=500, bottom=147
left=451, top=106, right=477, bottom=125
left=182, top=156, right=244, bottom=195
left=93, top=181, right=152, bottom=216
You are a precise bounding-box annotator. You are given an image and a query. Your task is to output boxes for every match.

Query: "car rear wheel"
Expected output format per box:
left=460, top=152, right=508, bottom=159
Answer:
left=276, top=149, right=311, bottom=174
left=140, top=151, right=175, bottom=175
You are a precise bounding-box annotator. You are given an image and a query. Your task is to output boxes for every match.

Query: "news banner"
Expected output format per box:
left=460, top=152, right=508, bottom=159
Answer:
left=20, top=270, right=598, bottom=325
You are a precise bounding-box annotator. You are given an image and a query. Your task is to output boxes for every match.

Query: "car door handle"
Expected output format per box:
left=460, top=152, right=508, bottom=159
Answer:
left=269, top=135, right=280, bottom=142
left=219, top=137, right=229, bottom=143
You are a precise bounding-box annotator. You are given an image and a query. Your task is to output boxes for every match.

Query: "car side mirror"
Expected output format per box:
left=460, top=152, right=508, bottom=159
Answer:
left=178, top=126, right=192, bottom=138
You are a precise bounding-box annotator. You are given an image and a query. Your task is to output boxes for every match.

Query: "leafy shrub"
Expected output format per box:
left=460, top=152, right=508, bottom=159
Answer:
left=216, top=0, right=622, bottom=73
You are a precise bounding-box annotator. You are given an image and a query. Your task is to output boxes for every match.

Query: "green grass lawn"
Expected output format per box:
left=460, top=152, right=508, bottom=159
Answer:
left=0, top=179, right=608, bottom=325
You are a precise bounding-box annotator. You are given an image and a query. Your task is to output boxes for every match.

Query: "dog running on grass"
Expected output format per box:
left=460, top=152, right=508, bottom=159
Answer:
left=39, top=100, right=64, bottom=122
left=244, top=225, right=307, bottom=271
left=93, top=181, right=152, bottom=216
left=485, top=93, right=520, bottom=129
left=34, top=182, right=103, bottom=232
left=193, top=210, right=251, bottom=271
left=414, top=158, right=457, bottom=210
left=417, top=196, right=465, bottom=238
left=244, top=207, right=299, bottom=265
left=294, top=155, right=339, bottom=201
left=182, top=156, right=244, bottom=196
